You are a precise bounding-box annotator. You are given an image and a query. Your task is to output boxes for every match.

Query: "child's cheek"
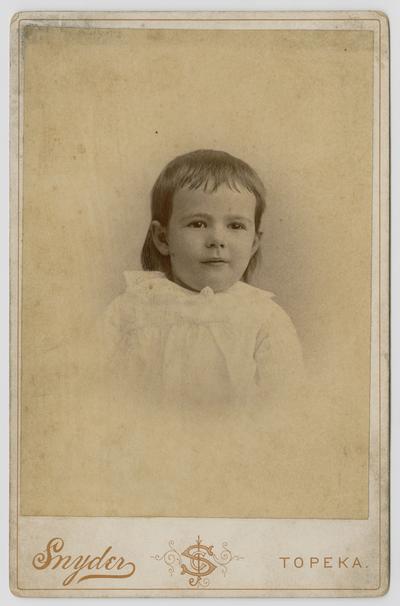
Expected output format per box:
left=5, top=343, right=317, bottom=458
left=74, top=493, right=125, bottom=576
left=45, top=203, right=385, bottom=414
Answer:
left=183, top=230, right=202, bottom=249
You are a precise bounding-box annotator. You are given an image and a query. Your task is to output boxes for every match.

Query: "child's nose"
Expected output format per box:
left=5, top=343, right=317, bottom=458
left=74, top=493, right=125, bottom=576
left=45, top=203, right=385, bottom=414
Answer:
left=206, top=227, right=226, bottom=248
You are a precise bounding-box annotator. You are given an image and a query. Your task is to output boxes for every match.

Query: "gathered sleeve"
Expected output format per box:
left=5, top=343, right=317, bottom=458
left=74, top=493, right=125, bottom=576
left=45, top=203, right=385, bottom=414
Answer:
left=254, top=301, right=305, bottom=398
left=95, top=294, right=137, bottom=373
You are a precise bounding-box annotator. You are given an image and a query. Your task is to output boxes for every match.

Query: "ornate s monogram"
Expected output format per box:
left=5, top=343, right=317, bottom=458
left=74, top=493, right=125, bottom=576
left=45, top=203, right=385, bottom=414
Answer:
left=180, top=536, right=217, bottom=587
left=32, top=537, right=136, bottom=586
left=152, top=535, right=242, bottom=588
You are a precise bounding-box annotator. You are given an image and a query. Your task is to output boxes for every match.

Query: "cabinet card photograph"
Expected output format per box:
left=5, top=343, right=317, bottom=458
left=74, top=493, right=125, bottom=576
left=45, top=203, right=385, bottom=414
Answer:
left=10, top=10, right=389, bottom=597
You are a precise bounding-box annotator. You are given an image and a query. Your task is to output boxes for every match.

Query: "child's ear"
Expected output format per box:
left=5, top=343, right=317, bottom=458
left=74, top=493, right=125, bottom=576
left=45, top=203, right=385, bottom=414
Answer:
left=151, top=221, right=170, bottom=256
left=251, top=231, right=262, bottom=256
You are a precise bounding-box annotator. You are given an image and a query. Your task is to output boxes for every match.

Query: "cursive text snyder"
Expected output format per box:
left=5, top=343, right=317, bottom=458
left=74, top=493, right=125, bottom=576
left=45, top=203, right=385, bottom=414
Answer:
left=32, top=537, right=136, bottom=586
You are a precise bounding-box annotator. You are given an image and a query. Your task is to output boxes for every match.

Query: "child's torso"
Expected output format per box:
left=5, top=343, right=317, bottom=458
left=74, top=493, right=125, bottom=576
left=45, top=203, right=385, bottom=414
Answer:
left=104, top=271, right=276, bottom=405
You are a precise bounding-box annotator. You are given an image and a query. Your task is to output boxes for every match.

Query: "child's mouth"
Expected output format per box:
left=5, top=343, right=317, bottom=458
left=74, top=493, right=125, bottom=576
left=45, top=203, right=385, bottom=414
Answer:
left=201, top=259, right=228, bottom=264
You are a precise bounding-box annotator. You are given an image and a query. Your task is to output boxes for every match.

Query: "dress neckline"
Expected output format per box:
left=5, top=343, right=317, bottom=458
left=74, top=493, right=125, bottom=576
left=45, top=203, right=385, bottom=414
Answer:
left=123, top=270, right=244, bottom=298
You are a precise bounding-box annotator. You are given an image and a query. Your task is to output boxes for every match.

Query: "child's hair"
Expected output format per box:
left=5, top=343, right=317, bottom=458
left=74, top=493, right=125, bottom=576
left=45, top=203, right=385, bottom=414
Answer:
left=140, top=149, right=266, bottom=282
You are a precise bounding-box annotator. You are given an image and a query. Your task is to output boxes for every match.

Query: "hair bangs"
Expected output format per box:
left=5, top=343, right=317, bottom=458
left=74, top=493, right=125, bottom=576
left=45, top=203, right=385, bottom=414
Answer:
left=176, top=164, right=255, bottom=197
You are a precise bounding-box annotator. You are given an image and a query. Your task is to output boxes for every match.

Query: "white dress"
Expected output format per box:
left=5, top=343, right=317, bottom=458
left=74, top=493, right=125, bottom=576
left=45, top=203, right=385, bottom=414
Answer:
left=101, top=271, right=304, bottom=408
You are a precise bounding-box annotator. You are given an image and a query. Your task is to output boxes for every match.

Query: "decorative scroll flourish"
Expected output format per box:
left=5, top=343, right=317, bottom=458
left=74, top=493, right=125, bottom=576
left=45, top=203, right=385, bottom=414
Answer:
left=151, top=540, right=182, bottom=576
left=211, top=541, right=243, bottom=576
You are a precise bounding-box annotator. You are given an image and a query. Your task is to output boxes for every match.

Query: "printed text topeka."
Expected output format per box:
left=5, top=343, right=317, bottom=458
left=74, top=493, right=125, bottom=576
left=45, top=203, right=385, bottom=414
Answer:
left=279, top=555, right=364, bottom=569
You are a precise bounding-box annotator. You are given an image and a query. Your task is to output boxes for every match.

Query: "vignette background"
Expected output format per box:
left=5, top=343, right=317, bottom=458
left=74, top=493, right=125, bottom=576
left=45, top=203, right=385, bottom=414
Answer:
left=19, top=24, right=373, bottom=518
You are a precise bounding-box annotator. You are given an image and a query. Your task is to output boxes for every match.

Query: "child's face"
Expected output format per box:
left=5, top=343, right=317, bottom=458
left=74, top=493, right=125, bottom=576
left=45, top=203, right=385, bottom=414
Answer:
left=152, top=184, right=261, bottom=292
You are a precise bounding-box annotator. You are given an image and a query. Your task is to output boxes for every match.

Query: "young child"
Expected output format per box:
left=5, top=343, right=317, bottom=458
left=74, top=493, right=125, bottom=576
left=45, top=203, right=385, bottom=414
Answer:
left=103, top=149, right=304, bottom=408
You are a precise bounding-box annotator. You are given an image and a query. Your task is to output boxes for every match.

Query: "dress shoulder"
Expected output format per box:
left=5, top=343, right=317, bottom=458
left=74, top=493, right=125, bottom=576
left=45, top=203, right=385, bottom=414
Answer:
left=104, top=271, right=167, bottom=321
left=234, top=283, right=302, bottom=358
left=123, top=270, right=165, bottom=292
left=234, top=281, right=276, bottom=301
left=232, top=282, right=288, bottom=325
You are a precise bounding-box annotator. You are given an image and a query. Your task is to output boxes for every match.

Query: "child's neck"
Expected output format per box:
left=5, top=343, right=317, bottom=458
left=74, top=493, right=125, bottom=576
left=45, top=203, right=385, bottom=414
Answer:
left=168, top=272, right=203, bottom=293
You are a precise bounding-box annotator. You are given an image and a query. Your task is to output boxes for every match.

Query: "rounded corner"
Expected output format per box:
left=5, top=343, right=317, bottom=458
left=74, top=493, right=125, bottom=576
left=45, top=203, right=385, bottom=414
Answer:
left=10, top=12, right=23, bottom=31
left=373, top=11, right=390, bottom=32
left=374, top=576, right=390, bottom=597
left=9, top=580, right=25, bottom=598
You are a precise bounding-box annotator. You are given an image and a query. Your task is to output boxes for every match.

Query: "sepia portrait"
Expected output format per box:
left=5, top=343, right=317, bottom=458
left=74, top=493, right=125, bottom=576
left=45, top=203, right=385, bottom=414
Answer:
left=10, top=10, right=389, bottom=597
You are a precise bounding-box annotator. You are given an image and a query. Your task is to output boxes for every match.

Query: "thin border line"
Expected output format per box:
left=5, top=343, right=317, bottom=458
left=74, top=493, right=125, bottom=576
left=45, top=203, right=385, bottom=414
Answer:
left=17, top=514, right=371, bottom=519
left=12, top=15, right=387, bottom=595
left=14, top=16, right=383, bottom=594
left=15, top=17, right=385, bottom=22
left=14, top=586, right=383, bottom=592
left=16, top=15, right=21, bottom=595
left=378, top=14, right=382, bottom=591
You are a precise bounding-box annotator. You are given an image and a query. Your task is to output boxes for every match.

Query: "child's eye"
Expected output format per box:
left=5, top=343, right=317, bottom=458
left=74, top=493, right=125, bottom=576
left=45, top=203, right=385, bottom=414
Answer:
left=229, top=222, right=246, bottom=230
left=187, top=220, right=207, bottom=228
